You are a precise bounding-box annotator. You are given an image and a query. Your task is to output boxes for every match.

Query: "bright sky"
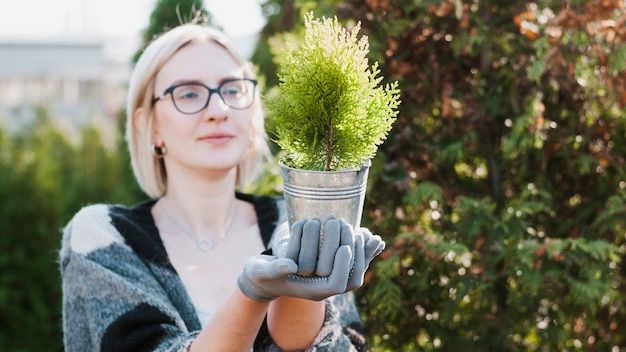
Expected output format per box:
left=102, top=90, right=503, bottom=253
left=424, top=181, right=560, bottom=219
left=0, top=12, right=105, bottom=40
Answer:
left=0, top=0, right=266, bottom=59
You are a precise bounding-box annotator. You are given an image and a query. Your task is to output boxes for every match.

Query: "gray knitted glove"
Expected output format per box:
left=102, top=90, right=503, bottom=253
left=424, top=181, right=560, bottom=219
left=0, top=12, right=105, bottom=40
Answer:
left=281, top=218, right=386, bottom=291
left=236, top=247, right=353, bottom=302
left=345, top=226, right=386, bottom=291
left=285, top=218, right=355, bottom=277
left=237, top=218, right=386, bottom=302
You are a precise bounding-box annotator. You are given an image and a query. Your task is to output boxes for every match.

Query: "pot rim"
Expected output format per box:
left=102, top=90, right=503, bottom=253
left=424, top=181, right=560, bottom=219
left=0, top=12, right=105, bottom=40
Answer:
left=278, top=157, right=371, bottom=174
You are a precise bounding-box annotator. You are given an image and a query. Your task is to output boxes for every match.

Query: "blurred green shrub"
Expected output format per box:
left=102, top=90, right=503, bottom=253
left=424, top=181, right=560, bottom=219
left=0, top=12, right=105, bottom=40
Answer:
left=0, top=108, right=144, bottom=351
left=254, top=0, right=626, bottom=350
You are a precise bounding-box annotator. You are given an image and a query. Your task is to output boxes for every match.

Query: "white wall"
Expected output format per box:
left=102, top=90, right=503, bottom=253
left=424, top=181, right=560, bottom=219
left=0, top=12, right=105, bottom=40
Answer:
left=0, top=40, right=129, bottom=130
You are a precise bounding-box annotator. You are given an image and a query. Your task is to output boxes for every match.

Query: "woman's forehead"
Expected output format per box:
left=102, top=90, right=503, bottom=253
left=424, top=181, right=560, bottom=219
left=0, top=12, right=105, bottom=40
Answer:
left=156, top=41, right=244, bottom=85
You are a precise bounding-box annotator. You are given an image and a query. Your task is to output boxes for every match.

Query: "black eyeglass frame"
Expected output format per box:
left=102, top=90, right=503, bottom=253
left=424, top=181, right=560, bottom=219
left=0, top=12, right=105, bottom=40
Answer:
left=151, top=78, right=258, bottom=114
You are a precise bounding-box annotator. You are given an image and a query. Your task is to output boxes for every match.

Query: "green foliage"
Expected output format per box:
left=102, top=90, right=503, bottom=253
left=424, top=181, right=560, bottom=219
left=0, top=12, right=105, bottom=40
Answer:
left=251, top=0, right=345, bottom=90
left=241, top=158, right=284, bottom=196
left=265, top=12, right=400, bottom=171
left=255, top=1, right=626, bottom=350
left=0, top=108, right=144, bottom=351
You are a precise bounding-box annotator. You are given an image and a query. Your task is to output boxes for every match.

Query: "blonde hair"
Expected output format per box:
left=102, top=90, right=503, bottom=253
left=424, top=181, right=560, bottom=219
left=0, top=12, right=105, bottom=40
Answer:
left=126, top=24, right=270, bottom=198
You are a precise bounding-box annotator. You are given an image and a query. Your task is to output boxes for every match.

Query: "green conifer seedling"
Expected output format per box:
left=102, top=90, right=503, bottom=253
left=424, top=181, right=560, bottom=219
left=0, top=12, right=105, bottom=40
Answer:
left=265, top=12, right=401, bottom=171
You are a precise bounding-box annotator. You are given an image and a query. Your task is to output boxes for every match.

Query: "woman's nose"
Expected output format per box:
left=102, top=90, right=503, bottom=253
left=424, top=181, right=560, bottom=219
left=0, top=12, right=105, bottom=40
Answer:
left=202, top=93, right=228, bottom=121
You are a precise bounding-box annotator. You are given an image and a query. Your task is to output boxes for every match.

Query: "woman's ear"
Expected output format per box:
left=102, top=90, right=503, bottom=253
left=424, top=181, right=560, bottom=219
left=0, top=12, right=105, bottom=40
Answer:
left=135, top=107, right=161, bottom=142
left=134, top=107, right=144, bottom=132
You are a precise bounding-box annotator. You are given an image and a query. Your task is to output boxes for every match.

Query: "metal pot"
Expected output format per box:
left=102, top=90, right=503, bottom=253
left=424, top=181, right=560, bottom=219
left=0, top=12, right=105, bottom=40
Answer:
left=279, top=159, right=371, bottom=230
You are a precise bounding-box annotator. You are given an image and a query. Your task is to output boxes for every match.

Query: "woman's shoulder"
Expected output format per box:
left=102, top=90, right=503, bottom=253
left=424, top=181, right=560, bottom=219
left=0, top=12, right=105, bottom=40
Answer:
left=61, top=204, right=120, bottom=255
left=61, top=200, right=154, bottom=257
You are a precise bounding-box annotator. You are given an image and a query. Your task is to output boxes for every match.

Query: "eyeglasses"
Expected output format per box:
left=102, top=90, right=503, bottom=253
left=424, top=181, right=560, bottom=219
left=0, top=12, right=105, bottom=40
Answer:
left=152, top=78, right=258, bottom=114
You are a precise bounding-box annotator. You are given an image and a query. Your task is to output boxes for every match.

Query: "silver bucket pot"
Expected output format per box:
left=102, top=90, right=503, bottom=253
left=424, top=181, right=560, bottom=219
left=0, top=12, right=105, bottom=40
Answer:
left=279, top=159, right=371, bottom=230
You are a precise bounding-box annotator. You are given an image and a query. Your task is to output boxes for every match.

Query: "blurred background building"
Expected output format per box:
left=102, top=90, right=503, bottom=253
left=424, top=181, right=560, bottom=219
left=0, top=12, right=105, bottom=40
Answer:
left=0, top=0, right=263, bottom=132
left=0, top=38, right=129, bottom=131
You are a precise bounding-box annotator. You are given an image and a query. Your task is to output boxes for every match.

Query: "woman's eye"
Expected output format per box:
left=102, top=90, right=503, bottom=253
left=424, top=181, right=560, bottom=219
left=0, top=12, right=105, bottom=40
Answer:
left=173, top=85, right=205, bottom=100
left=222, top=87, right=242, bottom=96
left=177, top=90, right=200, bottom=99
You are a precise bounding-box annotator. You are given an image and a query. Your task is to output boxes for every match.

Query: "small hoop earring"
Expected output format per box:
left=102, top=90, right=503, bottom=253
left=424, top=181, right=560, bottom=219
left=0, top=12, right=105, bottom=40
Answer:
left=151, top=143, right=167, bottom=158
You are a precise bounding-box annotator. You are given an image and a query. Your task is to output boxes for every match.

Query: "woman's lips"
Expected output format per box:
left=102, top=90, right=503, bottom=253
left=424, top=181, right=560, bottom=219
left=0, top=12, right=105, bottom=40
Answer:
left=199, top=134, right=234, bottom=145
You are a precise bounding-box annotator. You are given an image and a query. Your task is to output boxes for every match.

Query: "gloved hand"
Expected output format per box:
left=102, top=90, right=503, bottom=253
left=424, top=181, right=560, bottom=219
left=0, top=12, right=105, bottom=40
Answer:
left=345, top=226, right=386, bottom=291
left=284, top=218, right=354, bottom=277
left=237, top=221, right=353, bottom=301
left=284, top=218, right=385, bottom=290
left=238, top=218, right=386, bottom=302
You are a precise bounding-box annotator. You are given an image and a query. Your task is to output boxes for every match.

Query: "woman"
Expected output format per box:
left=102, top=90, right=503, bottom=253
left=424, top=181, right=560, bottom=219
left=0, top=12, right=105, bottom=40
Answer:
left=60, top=23, right=384, bottom=352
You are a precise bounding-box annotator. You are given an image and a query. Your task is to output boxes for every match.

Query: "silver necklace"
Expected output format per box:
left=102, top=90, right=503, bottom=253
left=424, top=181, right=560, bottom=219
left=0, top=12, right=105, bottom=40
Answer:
left=158, top=199, right=236, bottom=251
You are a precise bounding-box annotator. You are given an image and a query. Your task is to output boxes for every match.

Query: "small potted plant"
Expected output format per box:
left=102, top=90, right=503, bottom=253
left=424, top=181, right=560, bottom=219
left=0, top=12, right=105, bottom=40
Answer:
left=265, top=12, right=400, bottom=229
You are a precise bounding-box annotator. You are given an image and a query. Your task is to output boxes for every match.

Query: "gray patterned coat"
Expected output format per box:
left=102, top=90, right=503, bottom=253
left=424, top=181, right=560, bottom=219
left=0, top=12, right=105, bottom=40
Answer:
left=59, top=193, right=368, bottom=351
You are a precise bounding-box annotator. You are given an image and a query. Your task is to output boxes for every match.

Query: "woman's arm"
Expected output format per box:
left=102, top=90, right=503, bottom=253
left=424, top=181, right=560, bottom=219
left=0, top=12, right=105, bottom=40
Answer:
left=256, top=293, right=369, bottom=352
left=267, top=297, right=326, bottom=351
left=190, top=290, right=270, bottom=352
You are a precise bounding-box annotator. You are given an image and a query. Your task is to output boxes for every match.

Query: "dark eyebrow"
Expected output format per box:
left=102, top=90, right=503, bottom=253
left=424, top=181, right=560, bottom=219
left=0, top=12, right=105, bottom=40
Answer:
left=167, top=77, right=245, bottom=87
left=168, top=79, right=203, bottom=86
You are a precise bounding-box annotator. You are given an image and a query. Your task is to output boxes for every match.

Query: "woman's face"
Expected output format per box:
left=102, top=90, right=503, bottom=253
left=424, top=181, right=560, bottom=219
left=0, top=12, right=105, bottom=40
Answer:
left=151, top=40, right=253, bottom=178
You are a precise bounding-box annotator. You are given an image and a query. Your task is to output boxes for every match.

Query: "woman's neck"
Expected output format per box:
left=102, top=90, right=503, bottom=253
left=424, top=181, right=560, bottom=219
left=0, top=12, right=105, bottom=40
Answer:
left=159, top=165, right=239, bottom=239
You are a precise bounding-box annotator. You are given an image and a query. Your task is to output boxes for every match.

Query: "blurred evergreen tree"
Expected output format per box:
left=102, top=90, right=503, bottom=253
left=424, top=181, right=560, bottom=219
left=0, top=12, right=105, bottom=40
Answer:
left=133, top=0, right=212, bottom=64
left=0, top=109, right=145, bottom=351
left=254, top=1, right=626, bottom=350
